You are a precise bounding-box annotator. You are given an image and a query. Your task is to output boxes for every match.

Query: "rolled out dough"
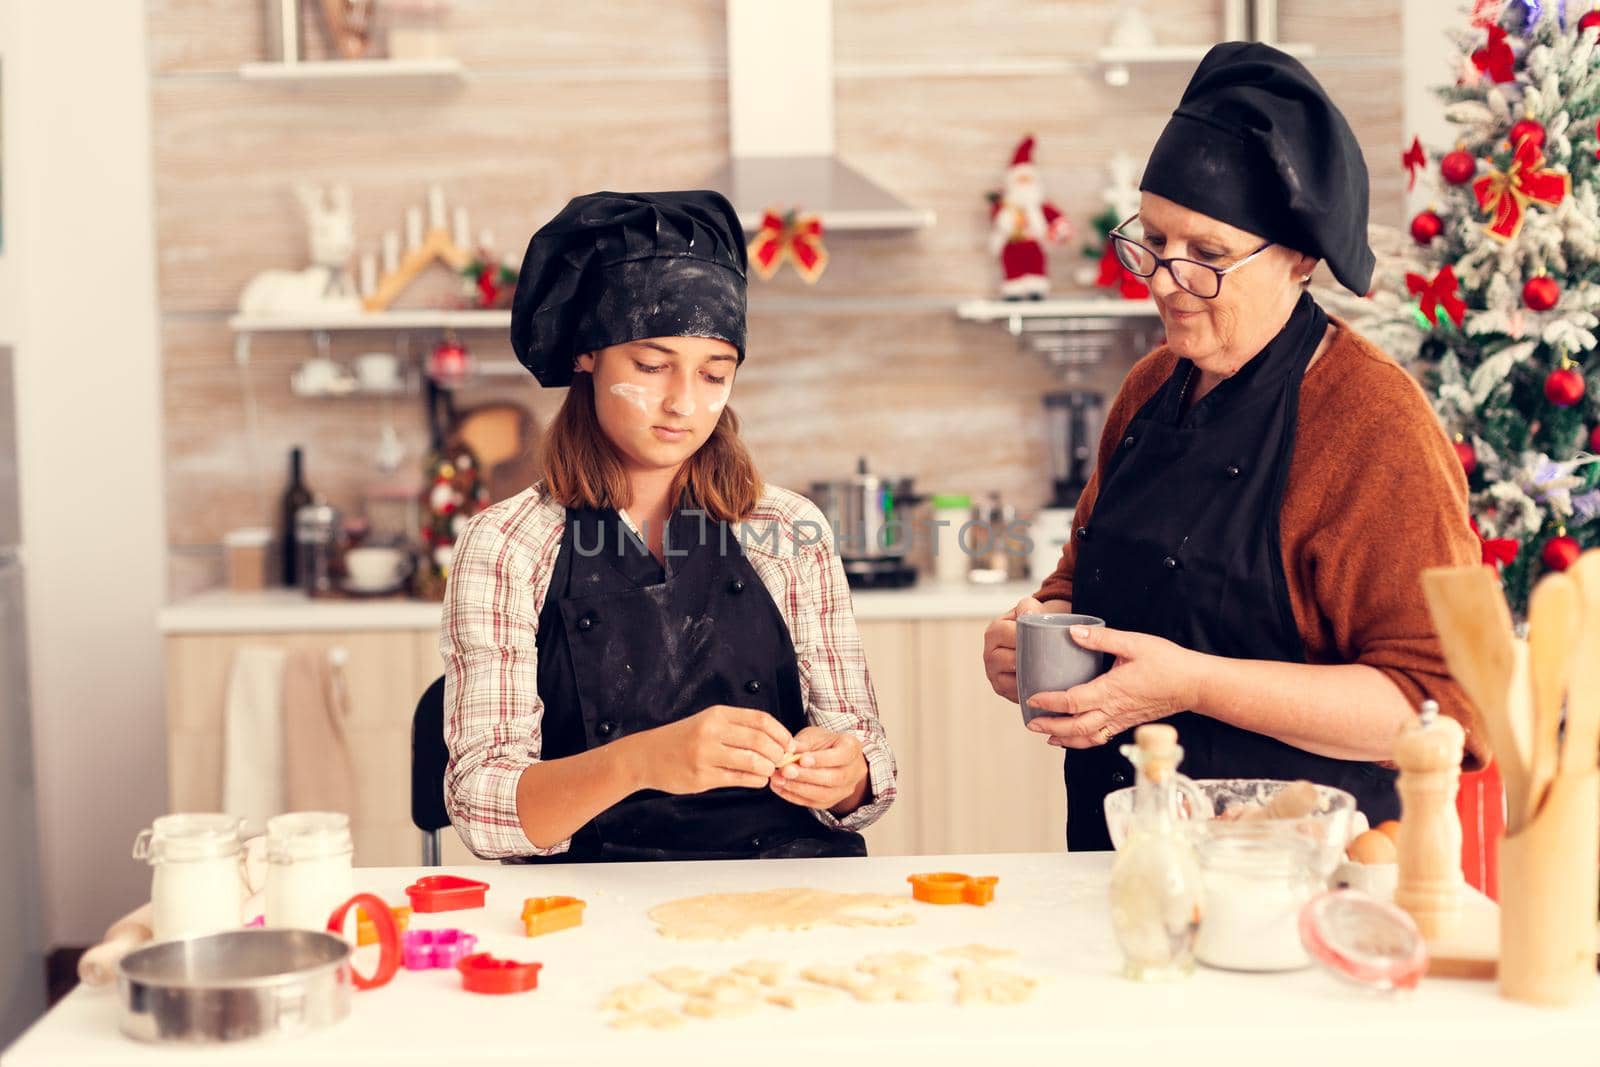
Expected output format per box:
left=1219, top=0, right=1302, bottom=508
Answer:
left=648, top=888, right=914, bottom=941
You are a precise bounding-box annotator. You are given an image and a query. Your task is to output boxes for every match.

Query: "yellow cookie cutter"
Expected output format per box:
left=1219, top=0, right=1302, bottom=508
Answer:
left=908, top=872, right=999, bottom=906
left=521, top=895, right=586, bottom=937
left=357, top=903, right=412, bottom=946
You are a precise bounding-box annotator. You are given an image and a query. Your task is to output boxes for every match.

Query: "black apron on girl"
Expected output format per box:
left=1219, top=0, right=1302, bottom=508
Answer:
left=521, top=506, right=867, bottom=862
left=1066, top=294, right=1399, bottom=851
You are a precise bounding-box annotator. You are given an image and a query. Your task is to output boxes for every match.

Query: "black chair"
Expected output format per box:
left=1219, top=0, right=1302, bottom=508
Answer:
left=411, top=675, right=450, bottom=866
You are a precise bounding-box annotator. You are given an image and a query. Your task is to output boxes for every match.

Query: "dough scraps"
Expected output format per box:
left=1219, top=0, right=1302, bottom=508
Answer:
left=650, top=966, right=708, bottom=993
left=648, top=888, right=914, bottom=941
left=731, top=959, right=786, bottom=986
left=857, top=950, right=932, bottom=977
left=955, top=964, right=1038, bottom=1006
left=938, top=944, right=1019, bottom=965
left=609, top=1007, right=685, bottom=1031
left=601, top=982, right=670, bottom=1013
left=767, top=984, right=847, bottom=1009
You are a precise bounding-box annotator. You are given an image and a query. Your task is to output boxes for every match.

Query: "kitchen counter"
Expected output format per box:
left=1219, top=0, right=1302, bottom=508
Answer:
left=6, top=851, right=1591, bottom=1067
left=158, top=580, right=1040, bottom=634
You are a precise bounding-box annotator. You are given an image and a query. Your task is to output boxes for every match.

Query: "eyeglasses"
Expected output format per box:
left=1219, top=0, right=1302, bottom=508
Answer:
left=1109, top=214, right=1274, bottom=300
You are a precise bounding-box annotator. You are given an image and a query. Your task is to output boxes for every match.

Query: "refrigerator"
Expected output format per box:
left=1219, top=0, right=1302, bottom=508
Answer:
left=0, top=345, right=46, bottom=1048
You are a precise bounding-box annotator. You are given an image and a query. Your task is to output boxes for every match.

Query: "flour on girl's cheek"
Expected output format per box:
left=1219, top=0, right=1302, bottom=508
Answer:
left=610, top=382, right=659, bottom=414
left=707, top=380, right=733, bottom=413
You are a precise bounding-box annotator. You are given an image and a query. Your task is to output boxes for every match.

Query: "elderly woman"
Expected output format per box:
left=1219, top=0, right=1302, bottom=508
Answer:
left=982, top=43, right=1485, bottom=850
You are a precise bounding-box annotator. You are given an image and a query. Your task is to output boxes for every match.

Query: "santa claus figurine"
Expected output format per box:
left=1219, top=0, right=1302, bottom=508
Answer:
left=988, top=135, right=1072, bottom=299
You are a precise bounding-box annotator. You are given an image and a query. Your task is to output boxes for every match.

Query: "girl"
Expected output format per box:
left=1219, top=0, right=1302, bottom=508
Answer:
left=441, top=190, right=896, bottom=862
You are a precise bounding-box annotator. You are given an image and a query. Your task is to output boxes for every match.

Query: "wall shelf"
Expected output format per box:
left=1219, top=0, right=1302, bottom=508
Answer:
left=956, top=297, right=1161, bottom=337
left=1097, top=42, right=1315, bottom=86
left=238, top=58, right=466, bottom=85
left=229, top=309, right=508, bottom=333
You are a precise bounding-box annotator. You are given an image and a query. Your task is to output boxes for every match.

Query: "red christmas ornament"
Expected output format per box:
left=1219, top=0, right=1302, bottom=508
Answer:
left=1508, top=118, right=1545, bottom=150
left=1589, top=424, right=1600, bottom=453
left=1542, top=534, right=1582, bottom=572
left=1454, top=438, right=1478, bottom=476
left=1410, top=210, right=1444, bottom=245
left=1471, top=25, right=1516, bottom=83
left=1581, top=10, right=1600, bottom=33
left=1441, top=150, right=1477, bottom=185
left=427, top=336, right=473, bottom=389
left=1523, top=275, right=1560, bottom=311
left=1545, top=366, right=1586, bottom=407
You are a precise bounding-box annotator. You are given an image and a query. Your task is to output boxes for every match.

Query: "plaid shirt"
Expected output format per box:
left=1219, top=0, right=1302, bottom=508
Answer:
left=440, top=483, right=898, bottom=859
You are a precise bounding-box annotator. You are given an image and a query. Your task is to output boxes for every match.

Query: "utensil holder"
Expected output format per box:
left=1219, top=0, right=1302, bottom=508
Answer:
left=1499, top=769, right=1599, bottom=1006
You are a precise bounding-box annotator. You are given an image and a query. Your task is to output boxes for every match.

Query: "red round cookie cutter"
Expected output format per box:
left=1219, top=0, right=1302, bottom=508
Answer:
left=327, top=892, right=402, bottom=990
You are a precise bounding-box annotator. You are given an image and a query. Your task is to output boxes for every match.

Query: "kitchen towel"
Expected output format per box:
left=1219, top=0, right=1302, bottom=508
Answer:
left=282, top=647, right=357, bottom=816
left=222, top=645, right=288, bottom=828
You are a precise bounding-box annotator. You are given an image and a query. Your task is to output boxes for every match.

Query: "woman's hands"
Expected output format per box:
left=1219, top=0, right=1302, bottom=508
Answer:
left=630, top=705, right=795, bottom=794
left=983, top=596, right=1071, bottom=701
left=1025, top=624, right=1206, bottom=748
left=769, top=726, right=870, bottom=815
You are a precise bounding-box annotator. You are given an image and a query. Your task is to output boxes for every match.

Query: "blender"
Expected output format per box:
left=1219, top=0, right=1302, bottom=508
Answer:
left=1033, top=391, right=1106, bottom=583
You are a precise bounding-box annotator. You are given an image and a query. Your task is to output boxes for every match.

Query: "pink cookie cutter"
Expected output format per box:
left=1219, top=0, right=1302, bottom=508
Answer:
left=402, top=928, right=479, bottom=971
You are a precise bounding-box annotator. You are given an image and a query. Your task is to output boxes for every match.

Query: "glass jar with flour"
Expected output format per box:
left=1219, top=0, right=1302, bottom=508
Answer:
left=133, top=813, right=249, bottom=942
left=1193, top=827, right=1321, bottom=972
left=264, top=811, right=354, bottom=935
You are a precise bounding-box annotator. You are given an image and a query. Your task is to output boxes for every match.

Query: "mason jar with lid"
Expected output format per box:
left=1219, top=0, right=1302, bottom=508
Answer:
left=133, top=813, right=248, bottom=942
left=1193, top=827, right=1322, bottom=972
left=264, top=811, right=355, bottom=935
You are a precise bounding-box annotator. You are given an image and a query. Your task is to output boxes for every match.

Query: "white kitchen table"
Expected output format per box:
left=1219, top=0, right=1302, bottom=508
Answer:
left=5, top=852, right=1596, bottom=1067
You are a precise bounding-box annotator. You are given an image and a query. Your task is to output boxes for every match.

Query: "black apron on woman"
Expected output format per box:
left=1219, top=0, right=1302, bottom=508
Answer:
left=518, top=505, right=867, bottom=863
left=1066, top=293, right=1399, bottom=851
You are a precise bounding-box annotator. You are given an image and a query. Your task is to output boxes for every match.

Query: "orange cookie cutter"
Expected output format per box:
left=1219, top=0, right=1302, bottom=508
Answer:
left=357, top=904, right=412, bottom=947
left=908, top=872, right=999, bottom=906
left=521, top=895, right=586, bottom=937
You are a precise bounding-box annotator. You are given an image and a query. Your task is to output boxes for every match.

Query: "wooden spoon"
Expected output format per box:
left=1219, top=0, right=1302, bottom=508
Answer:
left=1525, top=572, right=1581, bottom=819
left=1560, top=551, right=1600, bottom=779
left=1421, top=565, right=1528, bottom=830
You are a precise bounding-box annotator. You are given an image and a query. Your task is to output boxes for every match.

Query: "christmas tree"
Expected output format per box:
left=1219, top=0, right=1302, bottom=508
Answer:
left=1333, top=1, right=1600, bottom=616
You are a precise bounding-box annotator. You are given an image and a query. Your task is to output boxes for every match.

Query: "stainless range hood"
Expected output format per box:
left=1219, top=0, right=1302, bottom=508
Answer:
left=705, top=0, right=935, bottom=233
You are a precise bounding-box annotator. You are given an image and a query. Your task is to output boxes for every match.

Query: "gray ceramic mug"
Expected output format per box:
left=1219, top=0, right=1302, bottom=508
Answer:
left=1016, top=613, right=1109, bottom=724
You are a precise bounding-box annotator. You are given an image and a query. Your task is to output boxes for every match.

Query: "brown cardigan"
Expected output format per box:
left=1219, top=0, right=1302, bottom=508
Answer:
left=1035, top=319, right=1489, bottom=768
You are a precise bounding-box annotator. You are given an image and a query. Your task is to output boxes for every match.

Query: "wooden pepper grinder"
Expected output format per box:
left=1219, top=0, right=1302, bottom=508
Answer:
left=1393, top=699, right=1465, bottom=941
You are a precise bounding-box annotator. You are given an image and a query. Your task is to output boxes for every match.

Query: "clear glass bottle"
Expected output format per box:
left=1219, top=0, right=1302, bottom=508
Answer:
left=1108, top=724, right=1204, bottom=981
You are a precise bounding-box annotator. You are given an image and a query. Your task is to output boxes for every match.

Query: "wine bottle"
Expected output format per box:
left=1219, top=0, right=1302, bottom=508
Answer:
left=280, top=447, right=313, bottom=586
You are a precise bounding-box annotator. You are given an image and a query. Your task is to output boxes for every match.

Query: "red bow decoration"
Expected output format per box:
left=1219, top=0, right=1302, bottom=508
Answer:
left=1471, top=138, right=1570, bottom=241
left=1470, top=517, right=1519, bottom=569
left=748, top=209, right=828, bottom=284
left=1095, top=243, right=1150, bottom=300
left=1402, top=137, right=1427, bottom=191
left=1471, top=25, right=1516, bottom=83
left=1406, top=265, right=1467, bottom=329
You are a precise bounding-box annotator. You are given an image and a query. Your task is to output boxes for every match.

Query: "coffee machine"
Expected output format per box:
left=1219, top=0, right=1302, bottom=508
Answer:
left=1032, top=391, right=1106, bottom=582
left=1044, top=390, right=1106, bottom=508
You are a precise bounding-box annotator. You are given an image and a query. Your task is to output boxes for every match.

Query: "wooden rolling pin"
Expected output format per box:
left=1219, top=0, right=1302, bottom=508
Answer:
left=76, top=902, right=153, bottom=988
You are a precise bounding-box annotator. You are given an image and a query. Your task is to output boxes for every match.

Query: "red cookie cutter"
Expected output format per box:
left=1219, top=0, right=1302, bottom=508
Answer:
left=358, top=904, right=411, bottom=947
left=457, top=952, right=543, bottom=995
left=402, top=928, right=478, bottom=970
left=405, top=875, right=489, bottom=913
left=521, top=896, right=586, bottom=938
left=908, top=872, right=999, bottom=906
left=327, top=893, right=402, bottom=990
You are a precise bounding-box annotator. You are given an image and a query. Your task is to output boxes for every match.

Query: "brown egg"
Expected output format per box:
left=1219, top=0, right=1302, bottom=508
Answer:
left=1376, top=819, right=1402, bottom=842
left=1347, top=828, right=1398, bottom=865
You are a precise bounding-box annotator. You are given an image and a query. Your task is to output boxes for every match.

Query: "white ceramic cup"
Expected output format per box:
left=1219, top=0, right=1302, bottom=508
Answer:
left=354, top=352, right=401, bottom=391
left=344, top=546, right=408, bottom=590
left=291, top=358, right=342, bottom=396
